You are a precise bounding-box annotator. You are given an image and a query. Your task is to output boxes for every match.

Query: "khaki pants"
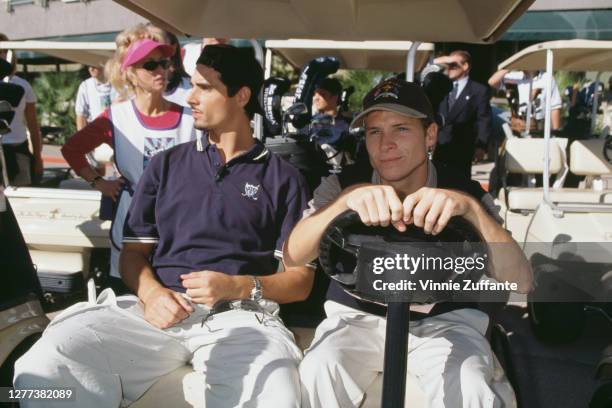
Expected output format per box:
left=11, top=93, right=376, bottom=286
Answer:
left=300, top=301, right=516, bottom=408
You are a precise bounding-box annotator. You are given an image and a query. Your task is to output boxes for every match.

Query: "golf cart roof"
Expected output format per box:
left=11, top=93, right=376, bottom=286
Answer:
left=264, top=39, right=433, bottom=72
left=112, top=0, right=533, bottom=43
left=498, top=39, right=612, bottom=71
left=0, top=41, right=116, bottom=67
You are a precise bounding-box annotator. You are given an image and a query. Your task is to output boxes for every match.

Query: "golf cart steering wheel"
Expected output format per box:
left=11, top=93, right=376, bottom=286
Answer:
left=319, top=210, right=486, bottom=305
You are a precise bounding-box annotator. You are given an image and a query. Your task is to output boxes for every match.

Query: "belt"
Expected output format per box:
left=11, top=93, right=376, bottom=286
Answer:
left=200, top=299, right=268, bottom=328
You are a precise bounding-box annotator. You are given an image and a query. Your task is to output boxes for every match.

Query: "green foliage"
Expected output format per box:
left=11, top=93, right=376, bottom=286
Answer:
left=32, top=72, right=80, bottom=145
left=339, top=70, right=388, bottom=112
left=270, top=54, right=299, bottom=82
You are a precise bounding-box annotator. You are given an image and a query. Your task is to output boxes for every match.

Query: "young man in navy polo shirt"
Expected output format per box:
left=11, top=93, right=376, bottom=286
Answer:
left=14, top=45, right=313, bottom=408
left=284, top=79, right=533, bottom=408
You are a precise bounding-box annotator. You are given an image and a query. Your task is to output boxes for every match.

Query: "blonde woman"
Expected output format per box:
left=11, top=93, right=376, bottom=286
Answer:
left=61, top=25, right=199, bottom=286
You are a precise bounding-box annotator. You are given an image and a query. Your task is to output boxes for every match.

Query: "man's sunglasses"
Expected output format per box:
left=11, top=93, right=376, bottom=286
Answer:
left=140, top=59, right=170, bottom=71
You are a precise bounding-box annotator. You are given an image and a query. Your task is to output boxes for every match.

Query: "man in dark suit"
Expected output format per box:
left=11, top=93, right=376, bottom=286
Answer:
left=433, top=50, right=492, bottom=178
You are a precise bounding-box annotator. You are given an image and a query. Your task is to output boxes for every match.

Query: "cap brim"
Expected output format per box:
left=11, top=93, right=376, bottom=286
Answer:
left=349, top=103, right=427, bottom=129
left=122, top=43, right=175, bottom=71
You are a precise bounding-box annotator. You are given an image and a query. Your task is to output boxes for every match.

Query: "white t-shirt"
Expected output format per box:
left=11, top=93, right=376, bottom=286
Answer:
left=163, top=77, right=193, bottom=108
left=75, top=77, right=114, bottom=123
left=2, top=75, right=36, bottom=145
left=502, top=71, right=562, bottom=111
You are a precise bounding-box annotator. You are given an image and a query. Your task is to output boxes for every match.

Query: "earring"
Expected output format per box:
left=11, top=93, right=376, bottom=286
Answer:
left=427, top=147, right=434, bottom=161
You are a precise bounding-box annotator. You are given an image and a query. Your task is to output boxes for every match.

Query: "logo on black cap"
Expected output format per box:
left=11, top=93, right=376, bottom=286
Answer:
left=373, top=80, right=401, bottom=101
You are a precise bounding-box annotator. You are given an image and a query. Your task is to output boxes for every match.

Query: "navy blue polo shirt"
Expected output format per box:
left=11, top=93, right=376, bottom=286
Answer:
left=123, top=137, right=311, bottom=292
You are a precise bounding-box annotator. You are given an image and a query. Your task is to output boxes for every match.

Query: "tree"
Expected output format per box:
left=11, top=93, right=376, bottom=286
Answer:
left=339, top=70, right=388, bottom=112
left=32, top=71, right=79, bottom=145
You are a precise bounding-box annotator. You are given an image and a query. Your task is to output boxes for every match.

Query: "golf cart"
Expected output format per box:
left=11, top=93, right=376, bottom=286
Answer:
left=2, top=1, right=536, bottom=407
left=97, top=0, right=533, bottom=407
left=0, top=41, right=117, bottom=302
left=493, top=40, right=612, bottom=342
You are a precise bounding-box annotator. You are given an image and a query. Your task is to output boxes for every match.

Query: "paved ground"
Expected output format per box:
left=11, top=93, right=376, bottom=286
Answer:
left=499, top=304, right=611, bottom=408
left=41, top=143, right=67, bottom=168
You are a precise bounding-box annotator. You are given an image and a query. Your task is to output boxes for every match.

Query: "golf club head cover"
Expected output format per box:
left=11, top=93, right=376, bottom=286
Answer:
left=262, top=76, right=291, bottom=137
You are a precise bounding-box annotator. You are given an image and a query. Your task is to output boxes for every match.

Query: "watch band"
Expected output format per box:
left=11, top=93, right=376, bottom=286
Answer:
left=250, top=276, right=262, bottom=301
left=89, top=175, right=103, bottom=188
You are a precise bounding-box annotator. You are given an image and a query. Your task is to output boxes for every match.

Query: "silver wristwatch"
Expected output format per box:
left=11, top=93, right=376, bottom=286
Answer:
left=250, top=276, right=262, bottom=301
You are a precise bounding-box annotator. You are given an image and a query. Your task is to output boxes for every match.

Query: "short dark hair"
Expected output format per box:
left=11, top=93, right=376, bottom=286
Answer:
left=450, top=50, right=471, bottom=70
left=197, top=44, right=264, bottom=119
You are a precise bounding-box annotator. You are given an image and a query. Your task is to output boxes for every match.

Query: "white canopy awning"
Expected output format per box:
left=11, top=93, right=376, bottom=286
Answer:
left=113, top=0, right=533, bottom=43
left=0, top=41, right=116, bottom=67
left=499, top=39, right=612, bottom=71
left=264, top=40, right=433, bottom=72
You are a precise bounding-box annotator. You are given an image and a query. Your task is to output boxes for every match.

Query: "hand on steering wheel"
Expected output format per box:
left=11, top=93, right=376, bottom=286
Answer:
left=344, top=185, right=478, bottom=236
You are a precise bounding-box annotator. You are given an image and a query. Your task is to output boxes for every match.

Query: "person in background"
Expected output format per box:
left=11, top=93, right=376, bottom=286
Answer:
left=313, top=78, right=347, bottom=120
left=144, top=24, right=192, bottom=107
left=311, top=77, right=355, bottom=170
left=75, top=65, right=114, bottom=130
left=488, top=69, right=562, bottom=131
left=60, top=24, right=198, bottom=288
left=0, top=32, right=43, bottom=186
left=75, top=64, right=116, bottom=175
left=433, top=50, right=493, bottom=178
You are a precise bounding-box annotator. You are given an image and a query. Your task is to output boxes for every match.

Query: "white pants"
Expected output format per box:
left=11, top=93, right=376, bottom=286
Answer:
left=300, top=301, right=516, bottom=408
left=14, top=289, right=302, bottom=408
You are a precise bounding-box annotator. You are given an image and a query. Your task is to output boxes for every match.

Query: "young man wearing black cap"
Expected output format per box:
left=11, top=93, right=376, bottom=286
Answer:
left=284, top=78, right=532, bottom=407
left=313, top=78, right=343, bottom=116
left=14, top=45, right=313, bottom=407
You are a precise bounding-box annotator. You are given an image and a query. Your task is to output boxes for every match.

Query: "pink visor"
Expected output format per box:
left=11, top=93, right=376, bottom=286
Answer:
left=121, top=39, right=175, bottom=71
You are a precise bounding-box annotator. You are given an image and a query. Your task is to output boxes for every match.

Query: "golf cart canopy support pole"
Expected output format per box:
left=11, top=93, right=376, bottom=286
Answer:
left=251, top=39, right=264, bottom=141
left=591, top=72, right=601, bottom=136
left=406, top=42, right=421, bottom=82
left=523, top=73, right=533, bottom=138
left=543, top=48, right=553, bottom=208
left=264, top=48, right=272, bottom=79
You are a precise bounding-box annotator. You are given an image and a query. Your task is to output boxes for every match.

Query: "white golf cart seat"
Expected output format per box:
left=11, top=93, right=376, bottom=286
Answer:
left=500, top=138, right=612, bottom=212
left=58, top=144, right=114, bottom=190
left=569, top=139, right=612, bottom=178
left=129, top=322, right=515, bottom=408
left=129, top=326, right=431, bottom=408
left=500, top=137, right=567, bottom=211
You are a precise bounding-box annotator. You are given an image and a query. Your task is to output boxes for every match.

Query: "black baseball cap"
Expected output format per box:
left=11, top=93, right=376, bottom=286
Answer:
left=196, top=44, right=264, bottom=115
left=350, top=78, right=434, bottom=129
left=316, top=77, right=343, bottom=96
